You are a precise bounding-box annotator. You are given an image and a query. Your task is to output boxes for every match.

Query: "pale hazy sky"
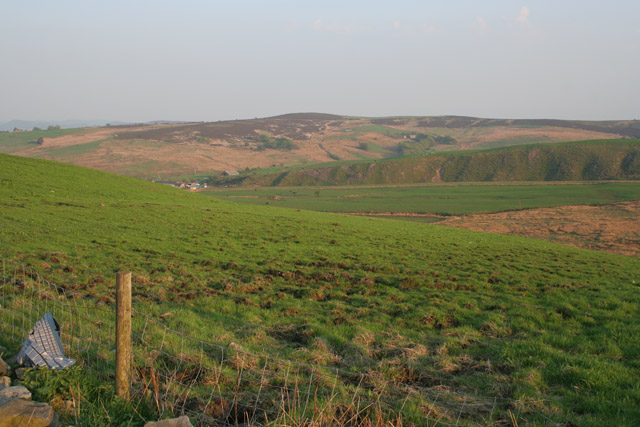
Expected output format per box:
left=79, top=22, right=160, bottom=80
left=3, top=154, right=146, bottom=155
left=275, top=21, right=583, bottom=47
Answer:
left=1, top=0, right=639, bottom=122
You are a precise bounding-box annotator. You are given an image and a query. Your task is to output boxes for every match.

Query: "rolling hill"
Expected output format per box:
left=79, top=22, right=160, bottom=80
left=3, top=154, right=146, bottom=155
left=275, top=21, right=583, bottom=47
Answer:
left=1, top=114, right=638, bottom=179
left=1, top=153, right=640, bottom=425
left=220, top=140, right=640, bottom=187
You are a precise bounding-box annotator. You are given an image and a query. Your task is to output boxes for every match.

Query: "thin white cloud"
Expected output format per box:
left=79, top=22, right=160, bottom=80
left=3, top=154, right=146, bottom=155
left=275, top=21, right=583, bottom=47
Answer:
left=473, top=16, right=488, bottom=31
left=516, top=6, right=530, bottom=23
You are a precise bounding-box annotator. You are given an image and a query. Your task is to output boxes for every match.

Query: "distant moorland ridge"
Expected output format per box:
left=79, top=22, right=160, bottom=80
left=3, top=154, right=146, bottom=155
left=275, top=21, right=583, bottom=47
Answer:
left=1, top=114, right=638, bottom=178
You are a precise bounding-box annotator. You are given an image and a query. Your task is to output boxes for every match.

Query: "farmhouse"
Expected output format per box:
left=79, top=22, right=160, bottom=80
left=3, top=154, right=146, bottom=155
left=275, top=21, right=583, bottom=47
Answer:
left=223, top=170, right=239, bottom=176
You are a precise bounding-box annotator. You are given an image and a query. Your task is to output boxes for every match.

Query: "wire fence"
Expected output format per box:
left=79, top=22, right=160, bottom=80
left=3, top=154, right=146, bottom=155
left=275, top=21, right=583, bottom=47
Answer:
left=0, top=260, right=561, bottom=426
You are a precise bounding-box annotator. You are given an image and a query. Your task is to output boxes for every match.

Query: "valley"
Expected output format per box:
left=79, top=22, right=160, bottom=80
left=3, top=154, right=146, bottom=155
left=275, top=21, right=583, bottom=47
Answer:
left=2, top=118, right=639, bottom=427
left=5, top=1, right=639, bottom=425
left=1, top=153, right=640, bottom=425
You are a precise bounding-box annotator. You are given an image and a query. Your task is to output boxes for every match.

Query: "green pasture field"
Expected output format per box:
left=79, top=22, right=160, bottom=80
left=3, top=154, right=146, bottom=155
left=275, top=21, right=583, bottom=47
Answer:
left=0, top=128, right=87, bottom=153
left=475, top=136, right=551, bottom=150
left=1, top=153, right=640, bottom=425
left=323, top=124, right=405, bottom=142
left=37, top=138, right=108, bottom=158
left=358, top=142, right=386, bottom=153
left=202, top=181, right=640, bottom=215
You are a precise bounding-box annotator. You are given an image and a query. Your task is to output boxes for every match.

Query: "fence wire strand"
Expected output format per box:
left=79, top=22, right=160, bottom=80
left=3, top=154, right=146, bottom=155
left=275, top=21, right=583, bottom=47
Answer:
left=0, top=261, right=560, bottom=426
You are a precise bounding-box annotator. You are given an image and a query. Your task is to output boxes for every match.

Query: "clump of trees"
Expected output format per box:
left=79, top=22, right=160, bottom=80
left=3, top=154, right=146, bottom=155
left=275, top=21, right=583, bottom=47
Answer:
left=432, top=135, right=455, bottom=144
left=257, top=134, right=298, bottom=151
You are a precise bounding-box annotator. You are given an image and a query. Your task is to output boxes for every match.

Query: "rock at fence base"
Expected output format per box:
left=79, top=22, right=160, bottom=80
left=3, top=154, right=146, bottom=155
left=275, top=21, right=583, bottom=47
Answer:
left=14, top=368, right=26, bottom=380
left=144, top=415, right=193, bottom=427
left=0, top=377, right=10, bottom=389
left=0, top=386, right=32, bottom=400
left=0, top=397, right=57, bottom=427
left=0, top=357, right=9, bottom=376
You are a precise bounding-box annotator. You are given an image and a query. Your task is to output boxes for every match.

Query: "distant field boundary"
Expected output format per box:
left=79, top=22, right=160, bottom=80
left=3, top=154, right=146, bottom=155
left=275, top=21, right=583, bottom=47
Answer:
left=0, top=260, right=560, bottom=426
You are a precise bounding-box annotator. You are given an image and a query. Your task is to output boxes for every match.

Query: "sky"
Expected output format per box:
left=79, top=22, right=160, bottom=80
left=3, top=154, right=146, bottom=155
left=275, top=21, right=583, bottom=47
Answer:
left=1, top=0, right=639, bottom=122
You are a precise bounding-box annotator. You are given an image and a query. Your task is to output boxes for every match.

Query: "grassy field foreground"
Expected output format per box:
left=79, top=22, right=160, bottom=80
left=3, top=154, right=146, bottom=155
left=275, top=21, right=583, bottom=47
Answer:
left=1, top=153, right=640, bottom=425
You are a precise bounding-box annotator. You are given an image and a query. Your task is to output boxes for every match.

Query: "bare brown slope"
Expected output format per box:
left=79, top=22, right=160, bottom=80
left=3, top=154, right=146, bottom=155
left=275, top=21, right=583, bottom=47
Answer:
left=436, top=200, right=640, bottom=257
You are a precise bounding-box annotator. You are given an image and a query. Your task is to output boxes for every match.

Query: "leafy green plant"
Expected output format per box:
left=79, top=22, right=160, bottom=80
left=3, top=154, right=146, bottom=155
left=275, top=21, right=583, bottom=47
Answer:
left=22, top=366, right=158, bottom=426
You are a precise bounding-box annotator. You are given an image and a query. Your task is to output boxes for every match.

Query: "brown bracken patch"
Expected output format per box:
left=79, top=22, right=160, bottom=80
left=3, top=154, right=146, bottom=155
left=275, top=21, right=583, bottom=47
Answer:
left=436, top=200, right=640, bottom=257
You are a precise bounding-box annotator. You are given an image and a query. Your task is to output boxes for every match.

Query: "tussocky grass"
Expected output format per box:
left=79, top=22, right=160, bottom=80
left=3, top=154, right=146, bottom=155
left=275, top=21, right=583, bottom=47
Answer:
left=1, top=153, right=640, bottom=425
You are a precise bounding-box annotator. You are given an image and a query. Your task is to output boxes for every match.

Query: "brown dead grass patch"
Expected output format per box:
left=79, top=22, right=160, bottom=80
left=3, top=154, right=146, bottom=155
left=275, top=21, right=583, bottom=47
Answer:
left=438, top=200, right=640, bottom=257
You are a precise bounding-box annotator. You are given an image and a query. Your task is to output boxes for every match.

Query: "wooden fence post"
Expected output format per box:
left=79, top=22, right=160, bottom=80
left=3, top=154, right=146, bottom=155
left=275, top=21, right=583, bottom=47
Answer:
left=116, top=271, right=132, bottom=400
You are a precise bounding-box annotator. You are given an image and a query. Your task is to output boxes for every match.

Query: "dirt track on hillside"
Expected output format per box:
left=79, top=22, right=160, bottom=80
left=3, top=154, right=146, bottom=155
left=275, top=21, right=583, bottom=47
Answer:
left=437, top=200, right=640, bottom=257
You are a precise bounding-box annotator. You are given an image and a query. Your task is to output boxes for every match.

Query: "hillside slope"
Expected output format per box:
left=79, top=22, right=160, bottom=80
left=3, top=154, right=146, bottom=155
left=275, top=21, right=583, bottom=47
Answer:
left=1, top=154, right=640, bottom=425
left=225, top=140, right=640, bottom=186
left=1, top=114, right=635, bottom=178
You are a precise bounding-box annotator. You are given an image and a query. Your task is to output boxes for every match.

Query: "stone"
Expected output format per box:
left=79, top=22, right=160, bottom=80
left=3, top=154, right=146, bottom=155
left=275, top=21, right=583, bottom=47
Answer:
left=144, top=415, right=193, bottom=427
left=14, top=368, right=26, bottom=380
left=0, top=377, right=10, bottom=389
left=0, top=357, right=9, bottom=376
left=0, top=397, right=57, bottom=427
left=0, top=386, right=32, bottom=400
